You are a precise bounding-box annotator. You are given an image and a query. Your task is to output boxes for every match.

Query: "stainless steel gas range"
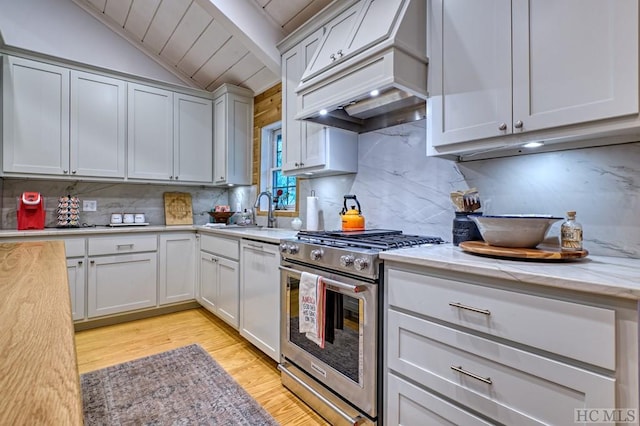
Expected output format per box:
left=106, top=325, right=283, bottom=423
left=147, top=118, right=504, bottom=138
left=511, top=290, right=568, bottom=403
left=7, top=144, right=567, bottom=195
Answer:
left=278, top=229, right=444, bottom=426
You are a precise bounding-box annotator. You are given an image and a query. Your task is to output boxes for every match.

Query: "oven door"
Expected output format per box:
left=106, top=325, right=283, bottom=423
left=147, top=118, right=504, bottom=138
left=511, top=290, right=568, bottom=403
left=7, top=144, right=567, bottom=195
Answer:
left=279, top=262, right=378, bottom=419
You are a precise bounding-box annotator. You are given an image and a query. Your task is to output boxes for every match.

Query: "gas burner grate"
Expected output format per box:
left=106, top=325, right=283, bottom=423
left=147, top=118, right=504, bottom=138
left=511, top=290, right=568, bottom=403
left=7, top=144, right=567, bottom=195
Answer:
left=296, top=229, right=444, bottom=250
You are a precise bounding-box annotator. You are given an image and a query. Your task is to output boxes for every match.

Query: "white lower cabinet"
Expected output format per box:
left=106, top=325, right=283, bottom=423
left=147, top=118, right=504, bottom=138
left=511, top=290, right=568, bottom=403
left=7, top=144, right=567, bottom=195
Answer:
left=159, top=233, right=196, bottom=304
left=240, top=240, right=280, bottom=361
left=87, top=235, right=158, bottom=318
left=199, top=234, right=240, bottom=328
left=384, top=264, right=636, bottom=426
left=66, top=258, right=85, bottom=321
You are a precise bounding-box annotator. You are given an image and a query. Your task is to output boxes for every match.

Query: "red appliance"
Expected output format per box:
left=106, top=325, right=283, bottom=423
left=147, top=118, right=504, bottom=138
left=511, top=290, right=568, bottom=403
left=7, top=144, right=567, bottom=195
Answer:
left=17, top=192, right=45, bottom=230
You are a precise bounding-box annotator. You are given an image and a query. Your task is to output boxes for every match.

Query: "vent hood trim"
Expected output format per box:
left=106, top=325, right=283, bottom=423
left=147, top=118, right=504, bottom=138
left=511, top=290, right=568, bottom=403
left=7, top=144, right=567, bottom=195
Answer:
left=294, top=0, right=427, bottom=133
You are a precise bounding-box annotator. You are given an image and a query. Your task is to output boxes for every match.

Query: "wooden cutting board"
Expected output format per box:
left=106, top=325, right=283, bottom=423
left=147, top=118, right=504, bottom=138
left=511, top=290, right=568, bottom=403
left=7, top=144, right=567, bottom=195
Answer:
left=163, top=192, right=193, bottom=225
left=459, top=241, right=588, bottom=260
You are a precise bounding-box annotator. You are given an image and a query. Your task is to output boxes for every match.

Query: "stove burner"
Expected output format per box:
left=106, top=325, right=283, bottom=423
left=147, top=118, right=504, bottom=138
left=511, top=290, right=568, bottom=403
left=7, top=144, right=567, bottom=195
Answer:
left=296, top=229, right=444, bottom=250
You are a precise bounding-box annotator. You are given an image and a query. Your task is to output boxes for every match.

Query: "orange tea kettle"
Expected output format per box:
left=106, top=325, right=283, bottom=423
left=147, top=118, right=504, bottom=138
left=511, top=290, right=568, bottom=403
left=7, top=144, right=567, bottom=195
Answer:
left=340, top=195, right=365, bottom=231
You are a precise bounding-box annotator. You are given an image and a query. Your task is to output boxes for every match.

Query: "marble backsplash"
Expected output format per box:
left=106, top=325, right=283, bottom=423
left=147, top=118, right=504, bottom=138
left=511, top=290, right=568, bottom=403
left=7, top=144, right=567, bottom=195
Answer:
left=293, top=120, right=640, bottom=258
left=3, top=119, right=639, bottom=258
left=2, top=179, right=228, bottom=228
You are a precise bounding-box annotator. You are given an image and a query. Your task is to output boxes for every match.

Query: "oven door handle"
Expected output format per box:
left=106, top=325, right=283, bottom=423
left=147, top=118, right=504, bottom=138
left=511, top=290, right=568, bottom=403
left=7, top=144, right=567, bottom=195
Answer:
left=279, top=265, right=368, bottom=293
left=278, top=363, right=365, bottom=425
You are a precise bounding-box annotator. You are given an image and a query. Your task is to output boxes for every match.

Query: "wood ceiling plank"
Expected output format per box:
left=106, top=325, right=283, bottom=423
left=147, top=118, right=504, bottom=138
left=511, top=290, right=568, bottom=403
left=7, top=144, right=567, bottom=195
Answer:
left=281, top=0, right=333, bottom=35
left=87, top=0, right=107, bottom=12
left=124, top=0, right=161, bottom=41
left=143, top=0, right=192, bottom=54
left=104, top=0, right=132, bottom=27
left=191, top=36, right=248, bottom=88
left=206, top=52, right=264, bottom=90
left=162, top=1, right=213, bottom=64
left=177, top=19, right=230, bottom=77
left=241, top=66, right=279, bottom=95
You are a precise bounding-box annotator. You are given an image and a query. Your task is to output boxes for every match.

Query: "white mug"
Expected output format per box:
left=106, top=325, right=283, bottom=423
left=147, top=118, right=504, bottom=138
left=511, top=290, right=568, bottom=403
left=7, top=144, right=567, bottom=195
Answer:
left=134, top=213, right=146, bottom=223
left=110, top=213, right=123, bottom=224
left=123, top=213, right=135, bottom=224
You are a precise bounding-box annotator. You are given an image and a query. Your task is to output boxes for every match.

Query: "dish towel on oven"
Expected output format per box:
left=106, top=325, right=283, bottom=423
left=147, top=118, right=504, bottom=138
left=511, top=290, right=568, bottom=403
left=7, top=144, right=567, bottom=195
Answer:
left=298, top=271, right=326, bottom=348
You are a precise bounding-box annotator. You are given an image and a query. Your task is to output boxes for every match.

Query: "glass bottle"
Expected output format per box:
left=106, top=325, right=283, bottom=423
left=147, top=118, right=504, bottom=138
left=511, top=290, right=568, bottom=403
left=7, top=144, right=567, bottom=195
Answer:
left=561, top=211, right=583, bottom=251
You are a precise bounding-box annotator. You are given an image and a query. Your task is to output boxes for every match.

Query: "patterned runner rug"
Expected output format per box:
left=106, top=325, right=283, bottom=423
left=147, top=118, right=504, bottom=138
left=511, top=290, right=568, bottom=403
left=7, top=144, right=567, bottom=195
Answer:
left=81, top=344, right=279, bottom=425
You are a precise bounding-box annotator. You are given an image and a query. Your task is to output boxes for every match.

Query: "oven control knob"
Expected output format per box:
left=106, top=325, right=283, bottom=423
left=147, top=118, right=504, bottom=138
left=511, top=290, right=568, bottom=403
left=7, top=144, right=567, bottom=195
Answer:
left=279, top=242, right=289, bottom=253
left=354, top=257, right=369, bottom=271
left=339, top=255, right=355, bottom=267
left=287, top=244, right=299, bottom=254
left=310, top=249, right=323, bottom=261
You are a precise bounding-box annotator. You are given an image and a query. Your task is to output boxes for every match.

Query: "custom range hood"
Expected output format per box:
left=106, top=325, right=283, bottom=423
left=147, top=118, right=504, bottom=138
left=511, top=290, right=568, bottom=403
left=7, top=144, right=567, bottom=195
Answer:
left=295, top=0, right=427, bottom=133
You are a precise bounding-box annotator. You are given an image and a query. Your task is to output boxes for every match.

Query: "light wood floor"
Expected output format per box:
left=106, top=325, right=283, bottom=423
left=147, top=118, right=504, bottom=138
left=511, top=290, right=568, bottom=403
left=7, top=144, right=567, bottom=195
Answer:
left=74, top=308, right=329, bottom=425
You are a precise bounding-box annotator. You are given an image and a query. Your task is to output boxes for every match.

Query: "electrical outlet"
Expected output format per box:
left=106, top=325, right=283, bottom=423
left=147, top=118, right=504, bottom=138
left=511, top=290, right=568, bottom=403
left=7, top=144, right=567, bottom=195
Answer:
left=83, top=200, right=97, bottom=212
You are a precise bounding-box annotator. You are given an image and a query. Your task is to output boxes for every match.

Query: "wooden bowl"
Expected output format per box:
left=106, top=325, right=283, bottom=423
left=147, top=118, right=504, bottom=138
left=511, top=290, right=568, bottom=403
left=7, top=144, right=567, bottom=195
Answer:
left=208, top=211, right=234, bottom=223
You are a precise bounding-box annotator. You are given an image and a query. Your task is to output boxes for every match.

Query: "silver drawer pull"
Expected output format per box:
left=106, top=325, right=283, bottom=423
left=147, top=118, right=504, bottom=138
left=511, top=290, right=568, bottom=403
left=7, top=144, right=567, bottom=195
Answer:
left=117, top=244, right=134, bottom=248
left=450, top=365, right=493, bottom=385
left=248, top=243, right=263, bottom=249
left=449, top=301, right=491, bottom=316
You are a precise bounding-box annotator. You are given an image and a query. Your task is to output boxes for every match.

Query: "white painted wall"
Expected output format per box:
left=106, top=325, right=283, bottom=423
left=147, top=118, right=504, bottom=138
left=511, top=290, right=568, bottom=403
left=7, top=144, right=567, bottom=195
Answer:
left=0, top=0, right=188, bottom=86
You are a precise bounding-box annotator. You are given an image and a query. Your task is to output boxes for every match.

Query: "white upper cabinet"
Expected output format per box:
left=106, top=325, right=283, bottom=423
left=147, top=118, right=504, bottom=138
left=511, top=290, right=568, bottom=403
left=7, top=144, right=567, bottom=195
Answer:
left=3, top=56, right=70, bottom=175
left=71, top=70, right=126, bottom=178
left=174, top=93, right=213, bottom=183
left=3, top=56, right=126, bottom=178
left=127, top=83, right=174, bottom=180
left=280, top=29, right=358, bottom=177
left=427, top=0, right=640, bottom=158
left=212, top=84, right=253, bottom=186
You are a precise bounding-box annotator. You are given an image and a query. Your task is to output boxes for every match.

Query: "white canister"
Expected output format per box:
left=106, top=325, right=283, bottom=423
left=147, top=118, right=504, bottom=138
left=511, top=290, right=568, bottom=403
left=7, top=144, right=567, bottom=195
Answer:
left=110, top=213, right=123, bottom=224
left=123, top=213, right=135, bottom=224
left=134, top=213, right=146, bottom=223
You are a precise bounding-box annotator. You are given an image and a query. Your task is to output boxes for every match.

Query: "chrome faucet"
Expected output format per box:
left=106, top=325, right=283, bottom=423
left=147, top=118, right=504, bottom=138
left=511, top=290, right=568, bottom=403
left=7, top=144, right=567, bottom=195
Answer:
left=253, top=191, right=276, bottom=228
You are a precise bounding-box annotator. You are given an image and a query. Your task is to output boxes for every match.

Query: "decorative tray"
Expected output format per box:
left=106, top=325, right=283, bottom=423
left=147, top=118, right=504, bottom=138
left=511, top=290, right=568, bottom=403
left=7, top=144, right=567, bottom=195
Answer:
left=459, top=241, right=589, bottom=261
left=108, top=223, right=150, bottom=227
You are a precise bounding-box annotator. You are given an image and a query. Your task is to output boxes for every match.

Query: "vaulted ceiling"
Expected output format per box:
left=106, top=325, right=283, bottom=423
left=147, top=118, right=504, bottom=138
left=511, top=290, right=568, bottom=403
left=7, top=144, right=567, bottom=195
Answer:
left=71, top=0, right=333, bottom=95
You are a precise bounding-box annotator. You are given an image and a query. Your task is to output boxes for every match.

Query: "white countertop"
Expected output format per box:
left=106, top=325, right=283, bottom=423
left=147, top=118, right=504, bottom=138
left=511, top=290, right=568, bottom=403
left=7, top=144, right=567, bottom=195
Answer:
left=0, top=224, right=298, bottom=245
left=380, top=244, right=640, bottom=300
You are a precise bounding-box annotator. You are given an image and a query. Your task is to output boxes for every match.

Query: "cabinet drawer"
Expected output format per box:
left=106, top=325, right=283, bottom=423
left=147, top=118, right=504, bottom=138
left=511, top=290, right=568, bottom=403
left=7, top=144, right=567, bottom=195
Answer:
left=387, top=310, right=615, bottom=426
left=63, top=238, right=85, bottom=257
left=387, top=268, right=615, bottom=369
left=386, top=373, right=492, bottom=426
left=88, top=235, right=157, bottom=256
left=200, top=234, right=239, bottom=260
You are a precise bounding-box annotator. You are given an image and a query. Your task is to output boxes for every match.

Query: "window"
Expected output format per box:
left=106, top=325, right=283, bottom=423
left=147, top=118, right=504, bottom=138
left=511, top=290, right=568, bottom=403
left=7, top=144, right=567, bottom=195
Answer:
left=260, top=122, right=297, bottom=212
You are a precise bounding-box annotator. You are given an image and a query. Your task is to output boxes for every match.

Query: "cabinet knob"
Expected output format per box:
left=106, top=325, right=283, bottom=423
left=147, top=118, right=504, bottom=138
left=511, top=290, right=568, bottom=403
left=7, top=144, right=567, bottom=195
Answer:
left=78, top=260, right=83, bottom=265
left=63, top=170, right=68, bottom=174
left=336, top=49, right=343, bottom=58
left=220, top=176, right=224, bottom=180
left=498, top=123, right=507, bottom=131
left=514, top=120, right=524, bottom=129
left=71, top=170, right=77, bottom=174
left=90, top=260, right=95, bottom=265
left=330, top=53, right=336, bottom=61
left=294, top=163, right=299, bottom=167
left=299, top=162, right=304, bottom=167
left=175, top=176, right=178, bottom=180
left=169, top=176, right=173, bottom=180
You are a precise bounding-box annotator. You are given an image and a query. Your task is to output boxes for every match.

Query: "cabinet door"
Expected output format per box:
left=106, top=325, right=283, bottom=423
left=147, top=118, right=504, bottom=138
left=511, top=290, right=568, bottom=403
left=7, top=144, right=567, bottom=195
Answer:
left=199, top=252, right=218, bottom=314
left=127, top=83, right=174, bottom=180
left=2, top=56, right=70, bottom=175
left=70, top=71, right=126, bottom=178
left=427, top=0, right=512, bottom=147
left=67, top=258, right=85, bottom=321
left=512, top=0, right=639, bottom=133
left=282, top=29, right=324, bottom=173
left=174, top=93, right=213, bottom=183
left=240, top=242, right=280, bottom=361
left=301, top=1, right=362, bottom=82
left=87, top=252, right=158, bottom=318
left=159, top=233, right=196, bottom=304
left=347, top=0, right=403, bottom=55
left=217, top=257, right=239, bottom=329
left=213, top=96, right=228, bottom=183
